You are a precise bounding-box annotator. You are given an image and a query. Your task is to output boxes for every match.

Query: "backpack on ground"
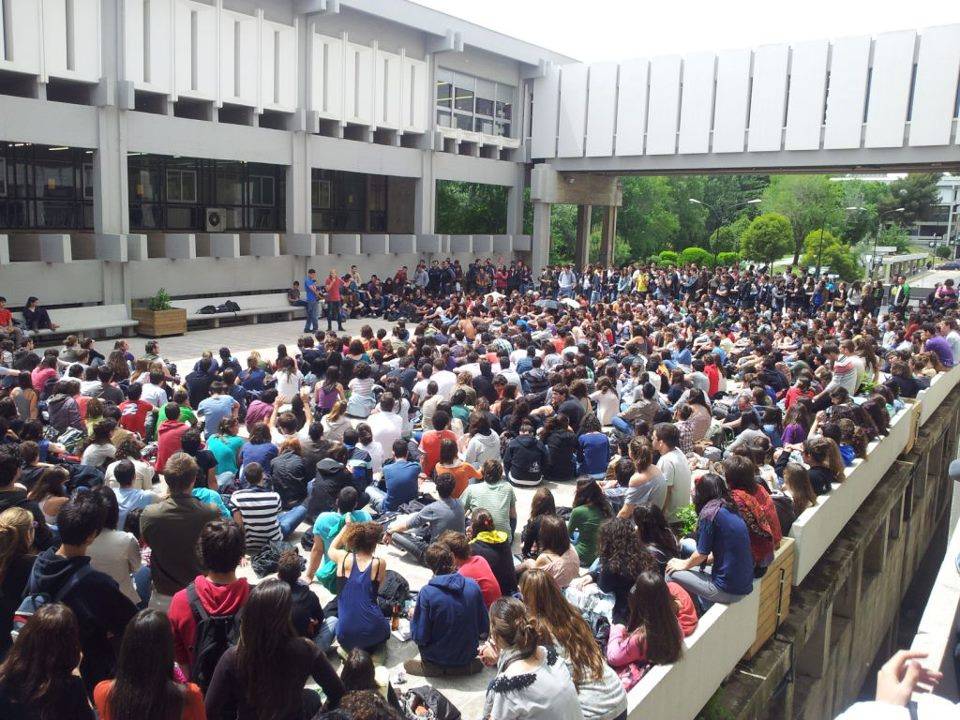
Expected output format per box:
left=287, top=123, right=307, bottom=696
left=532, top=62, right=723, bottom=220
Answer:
left=376, top=569, right=410, bottom=617
left=187, top=581, right=240, bottom=691
left=13, top=565, right=92, bottom=642
left=198, top=305, right=218, bottom=314
left=223, top=300, right=241, bottom=312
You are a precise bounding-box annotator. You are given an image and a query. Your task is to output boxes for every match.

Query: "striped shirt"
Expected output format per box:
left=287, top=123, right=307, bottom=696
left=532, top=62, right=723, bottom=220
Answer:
left=227, top=486, right=282, bottom=553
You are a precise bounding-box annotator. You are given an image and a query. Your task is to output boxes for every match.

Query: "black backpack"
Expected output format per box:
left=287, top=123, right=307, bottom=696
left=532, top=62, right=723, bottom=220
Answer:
left=376, top=569, right=410, bottom=617
left=198, top=305, right=218, bottom=314
left=223, top=300, right=241, bottom=312
left=187, top=582, right=240, bottom=691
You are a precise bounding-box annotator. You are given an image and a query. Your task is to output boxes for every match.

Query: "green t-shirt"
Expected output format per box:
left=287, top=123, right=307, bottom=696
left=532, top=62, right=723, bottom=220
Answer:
left=312, top=510, right=372, bottom=592
left=462, top=481, right=516, bottom=541
left=207, top=433, right=245, bottom=475
left=567, top=504, right=606, bottom=568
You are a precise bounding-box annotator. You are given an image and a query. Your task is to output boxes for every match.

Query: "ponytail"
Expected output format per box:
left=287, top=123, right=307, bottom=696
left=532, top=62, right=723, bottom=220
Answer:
left=0, top=507, right=33, bottom=582
left=489, top=597, right=538, bottom=659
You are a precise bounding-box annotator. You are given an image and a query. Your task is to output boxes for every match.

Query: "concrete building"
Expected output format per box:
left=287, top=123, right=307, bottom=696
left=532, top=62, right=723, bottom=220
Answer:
left=0, top=0, right=587, bottom=308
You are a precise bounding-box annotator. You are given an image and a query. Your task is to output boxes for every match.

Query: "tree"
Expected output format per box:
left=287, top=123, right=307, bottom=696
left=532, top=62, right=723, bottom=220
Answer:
left=935, top=245, right=951, bottom=259
left=761, top=175, right=844, bottom=265
left=878, top=173, right=941, bottom=227
left=801, top=229, right=862, bottom=281
left=436, top=181, right=508, bottom=234
left=616, top=177, right=681, bottom=259
left=739, top=213, right=793, bottom=266
left=680, top=247, right=715, bottom=267
left=876, top=224, right=911, bottom=253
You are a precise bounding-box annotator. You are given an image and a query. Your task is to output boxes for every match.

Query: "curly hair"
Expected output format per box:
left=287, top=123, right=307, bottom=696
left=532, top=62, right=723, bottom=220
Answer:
left=597, top=517, right=655, bottom=579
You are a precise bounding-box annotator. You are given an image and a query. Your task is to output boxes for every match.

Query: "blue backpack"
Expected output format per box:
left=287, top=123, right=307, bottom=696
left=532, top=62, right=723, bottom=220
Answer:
left=12, top=564, right=93, bottom=642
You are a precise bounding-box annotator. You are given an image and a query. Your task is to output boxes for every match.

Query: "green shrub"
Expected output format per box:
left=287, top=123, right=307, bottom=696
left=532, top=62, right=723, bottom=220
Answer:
left=147, top=288, right=173, bottom=311
left=680, top=247, right=715, bottom=267
left=935, top=245, right=951, bottom=259
left=716, top=251, right=741, bottom=267
left=658, top=250, right=679, bottom=263
left=675, top=504, right=698, bottom=538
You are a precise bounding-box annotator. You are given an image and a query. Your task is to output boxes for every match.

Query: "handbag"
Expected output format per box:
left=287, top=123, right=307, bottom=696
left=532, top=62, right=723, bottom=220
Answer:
left=401, top=686, right=461, bottom=720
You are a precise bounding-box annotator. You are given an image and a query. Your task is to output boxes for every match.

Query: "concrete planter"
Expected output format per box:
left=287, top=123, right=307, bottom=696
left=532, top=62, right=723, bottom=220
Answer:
left=132, top=307, right=187, bottom=337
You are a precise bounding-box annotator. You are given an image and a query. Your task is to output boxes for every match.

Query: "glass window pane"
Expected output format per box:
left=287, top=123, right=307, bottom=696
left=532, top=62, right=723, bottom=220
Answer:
left=475, top=117, right=494, bottom=134
left=476, top=97, right=494, bottom=117
left=454, top=114, right=472, bottom=131
left=180, top=171, right=196, bottom=203
left=166, top=171, right=180, bottom=202
left=454, top=86, right=474, bottom=112
left=497, top=121, right=512, bottom=138
left=496, top=100, right=513, bottom=121
left=436, top=81, right=452, bottom=107
left=436, top=110, right=452, bottom=127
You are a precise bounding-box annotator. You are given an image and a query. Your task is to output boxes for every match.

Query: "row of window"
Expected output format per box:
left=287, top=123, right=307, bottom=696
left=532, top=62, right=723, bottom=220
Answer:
left=435, top=68, right=515, bottom=138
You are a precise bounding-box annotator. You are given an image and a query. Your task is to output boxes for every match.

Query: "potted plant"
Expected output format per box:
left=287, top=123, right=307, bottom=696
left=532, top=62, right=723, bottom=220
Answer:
left=132, top=288, right=187, bottom=337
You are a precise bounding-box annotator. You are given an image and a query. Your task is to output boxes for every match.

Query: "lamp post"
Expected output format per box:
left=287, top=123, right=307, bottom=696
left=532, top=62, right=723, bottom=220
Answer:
left=688, top=197, right=761, bottom=257
left=846, top=205, right=905, bottom=279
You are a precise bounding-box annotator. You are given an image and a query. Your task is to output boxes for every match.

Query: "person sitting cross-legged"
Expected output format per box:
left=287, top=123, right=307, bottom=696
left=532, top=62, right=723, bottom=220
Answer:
left=404, top=542, right=488, bottom=678
left=385, top=473, right=465, bottom=564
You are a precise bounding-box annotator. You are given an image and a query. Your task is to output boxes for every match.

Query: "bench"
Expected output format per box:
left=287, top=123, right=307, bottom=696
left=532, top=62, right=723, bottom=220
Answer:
left=169, top=293, right=307, bottom=328
left=13, top=305, right=138, bottom=340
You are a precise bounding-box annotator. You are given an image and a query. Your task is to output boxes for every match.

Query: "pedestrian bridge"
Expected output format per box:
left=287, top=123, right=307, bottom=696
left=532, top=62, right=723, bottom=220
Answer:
left=530, top=24, right=960, bottom=175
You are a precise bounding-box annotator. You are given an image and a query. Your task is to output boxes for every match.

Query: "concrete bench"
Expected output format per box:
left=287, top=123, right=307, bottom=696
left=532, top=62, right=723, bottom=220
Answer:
left=626, top=581, right=761, bottom=719
left=169, top=293, right=307, bottom=328
left=13, top=305, right=138, bottom=339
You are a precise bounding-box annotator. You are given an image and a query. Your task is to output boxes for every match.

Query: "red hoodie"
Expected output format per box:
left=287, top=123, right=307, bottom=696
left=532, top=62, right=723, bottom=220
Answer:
left=168, top=574, right=250, bottom=672
left=155, top=419, right=188, bottom=472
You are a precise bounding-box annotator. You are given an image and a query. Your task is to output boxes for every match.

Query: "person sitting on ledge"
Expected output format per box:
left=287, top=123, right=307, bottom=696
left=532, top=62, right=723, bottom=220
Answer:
left=21, top=296, right=59, bottom=333
left=404, top=541, right=487, bottom=678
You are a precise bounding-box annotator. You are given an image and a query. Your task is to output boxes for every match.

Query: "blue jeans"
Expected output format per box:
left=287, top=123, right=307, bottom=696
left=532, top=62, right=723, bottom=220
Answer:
left=366, top=485, right=387, bottom=514
left=611, top=416, right=634, bottom=437
left=304, top=300, right=319, bottom=332
left=279, top=504, right=308, bottom=538
left=314, top=617, right=338, bottom=652
left=133, top=565, right=152, bottom=608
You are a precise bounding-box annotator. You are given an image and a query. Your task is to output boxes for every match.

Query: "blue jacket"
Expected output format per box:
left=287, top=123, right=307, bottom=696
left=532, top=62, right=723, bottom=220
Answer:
left=579, top=432, right=611, bottom=476
left=411, top=573, right=488, bottom=667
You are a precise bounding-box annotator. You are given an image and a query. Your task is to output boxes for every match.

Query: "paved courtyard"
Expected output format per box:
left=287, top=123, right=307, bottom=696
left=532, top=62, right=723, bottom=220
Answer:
left=87, top=317, right=578, bottom=717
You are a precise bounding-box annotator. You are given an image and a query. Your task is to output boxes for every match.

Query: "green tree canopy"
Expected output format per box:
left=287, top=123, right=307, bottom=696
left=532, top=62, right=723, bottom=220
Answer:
left=801, top=229, right=862, bottom=281
left=435, top=181, right=507, bottom=234
left=878, top=173, right=941, bottom=226
left=761, top=175, right=844, bottom=264
left=740, top=213, right=793, bottom=265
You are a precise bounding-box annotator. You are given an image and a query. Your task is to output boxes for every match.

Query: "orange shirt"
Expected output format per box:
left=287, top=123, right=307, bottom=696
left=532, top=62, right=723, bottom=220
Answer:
left=436, top=461, right=481, bottom=498
left=94, top=680, right=206, bottom=720
left=419, top=429, right=457, bottom=477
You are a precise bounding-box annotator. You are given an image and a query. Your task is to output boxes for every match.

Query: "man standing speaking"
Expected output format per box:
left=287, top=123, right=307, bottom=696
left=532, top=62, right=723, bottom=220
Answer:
left=325, top=268, right=346, bottom=332
left=303, top=268, right=320, bottom=333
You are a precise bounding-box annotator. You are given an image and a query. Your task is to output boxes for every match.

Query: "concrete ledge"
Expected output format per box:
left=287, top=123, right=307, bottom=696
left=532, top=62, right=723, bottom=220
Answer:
left=285, top=233, right=316, bottom=256
left=164, top=234, right=196, bottom=260
left=513, top=234, right=532, bottom=251
left=790, top=400, right=914, bottom=584
left=40, top=234, right=72, bottom=263
left=918, top=363, right=960, bottom=424
left=473, top=234, right=493, bottom=254
left=0, top=235, right=9, bottom=265
left=315, top=233, right=330, bottom=255
left=627, top=584, right=760, bottom=718
left=361, top=234, right=389, bottom=255
left=449, top=234, right=472, bottom=253
left=127, top=234, right=149, bottom=261
left=250, top=233, right=280, bottom=257
left=389, top=234, right=416, bottom=254
left=417, top=234, right=444, bottom=254
left=330, top=234, right=361, bottom=255
left=492, top=234, right=512, bottom=253
left=94, top=234, right=128, bottom=262
left=209, top=234, right=241, bottom=259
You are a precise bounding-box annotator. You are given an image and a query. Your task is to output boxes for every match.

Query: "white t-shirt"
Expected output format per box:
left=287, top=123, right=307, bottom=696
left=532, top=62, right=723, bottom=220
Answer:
left=367, top=411, right=403, bottom=453
left=87, top=529, right=142, bottom=605
left=274, top=370, right=303, bottom=400
left=589, top=389, right=620, bottom=426
left=140, top=382, right=168, bottom=408
left=105, top=458, right=156, bottom=491
left=432, top=369, right=457, bottom=400
left=658, top=447, right=692, bottom=522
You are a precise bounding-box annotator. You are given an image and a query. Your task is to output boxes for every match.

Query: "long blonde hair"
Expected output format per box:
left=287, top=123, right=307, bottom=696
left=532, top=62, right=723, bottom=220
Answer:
left=519, top=569, right=605, bottom=685
left=326, top=399, right=347, bottom=422
left=0, top=507, right=33, bottom=582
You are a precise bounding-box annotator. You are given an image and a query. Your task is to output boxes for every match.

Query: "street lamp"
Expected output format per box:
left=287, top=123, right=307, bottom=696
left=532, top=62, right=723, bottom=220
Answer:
left=688, top=197, right=761, bottom=256
left=846, top=205, right=905, bottom=279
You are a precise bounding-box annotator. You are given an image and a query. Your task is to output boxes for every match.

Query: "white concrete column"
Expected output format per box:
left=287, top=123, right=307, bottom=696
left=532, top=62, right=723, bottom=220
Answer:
left=287, top=132, right=312, bottom=234
left=415, top=153, right=435, bottom=235
left=506, top=165, right=525, bottom=237
left=531, top=201, right=552, bottom=276
left=94, top=0, right=128, bottom=236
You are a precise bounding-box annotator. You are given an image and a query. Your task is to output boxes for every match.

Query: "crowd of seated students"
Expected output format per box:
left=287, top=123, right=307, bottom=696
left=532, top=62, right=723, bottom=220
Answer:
left=0, top=259, right=954, bottom=719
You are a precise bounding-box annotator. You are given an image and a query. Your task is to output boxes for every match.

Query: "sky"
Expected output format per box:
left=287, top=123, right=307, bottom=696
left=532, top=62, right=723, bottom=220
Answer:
left=413, top=0, right=960, bottom=63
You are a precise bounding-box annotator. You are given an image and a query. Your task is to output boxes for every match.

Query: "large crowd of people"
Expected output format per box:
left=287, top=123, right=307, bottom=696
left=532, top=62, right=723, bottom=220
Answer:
left=0, top=256, right=956, bottom=720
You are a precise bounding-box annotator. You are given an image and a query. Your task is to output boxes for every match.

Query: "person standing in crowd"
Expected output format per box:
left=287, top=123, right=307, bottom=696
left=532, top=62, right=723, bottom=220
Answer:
left=324, top=267, right=346, bottom=332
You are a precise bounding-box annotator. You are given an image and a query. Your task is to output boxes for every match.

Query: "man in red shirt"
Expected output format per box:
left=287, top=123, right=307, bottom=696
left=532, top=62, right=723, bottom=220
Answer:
left=324, top=268, right=346, bottom=332
left=438, top=531, right=501, bottom=608
left=418, top=411, right=457, bottom=477
left=703, top=354, right=721, bottom=398
left=0, top=296, right=23, bottom=346
left=155, top=401, right=190, bottom=473
left=118, top=382, right=153, bottom=437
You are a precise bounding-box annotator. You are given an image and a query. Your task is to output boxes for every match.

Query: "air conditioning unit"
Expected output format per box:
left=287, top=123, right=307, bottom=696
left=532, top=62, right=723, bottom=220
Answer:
left=205, top=207, right=227, bottom=232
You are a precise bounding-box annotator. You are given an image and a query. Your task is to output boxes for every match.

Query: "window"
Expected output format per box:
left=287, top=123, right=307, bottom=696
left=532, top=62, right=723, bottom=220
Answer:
left=249, top=175, right=274, bottom=207
left=435, top=68, right=515, bottom=138
left=0, top=159, right=5, bottom=197
left=82, top=162, right=94, bottom=199
left=166, top=168, right=197, bottom=203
